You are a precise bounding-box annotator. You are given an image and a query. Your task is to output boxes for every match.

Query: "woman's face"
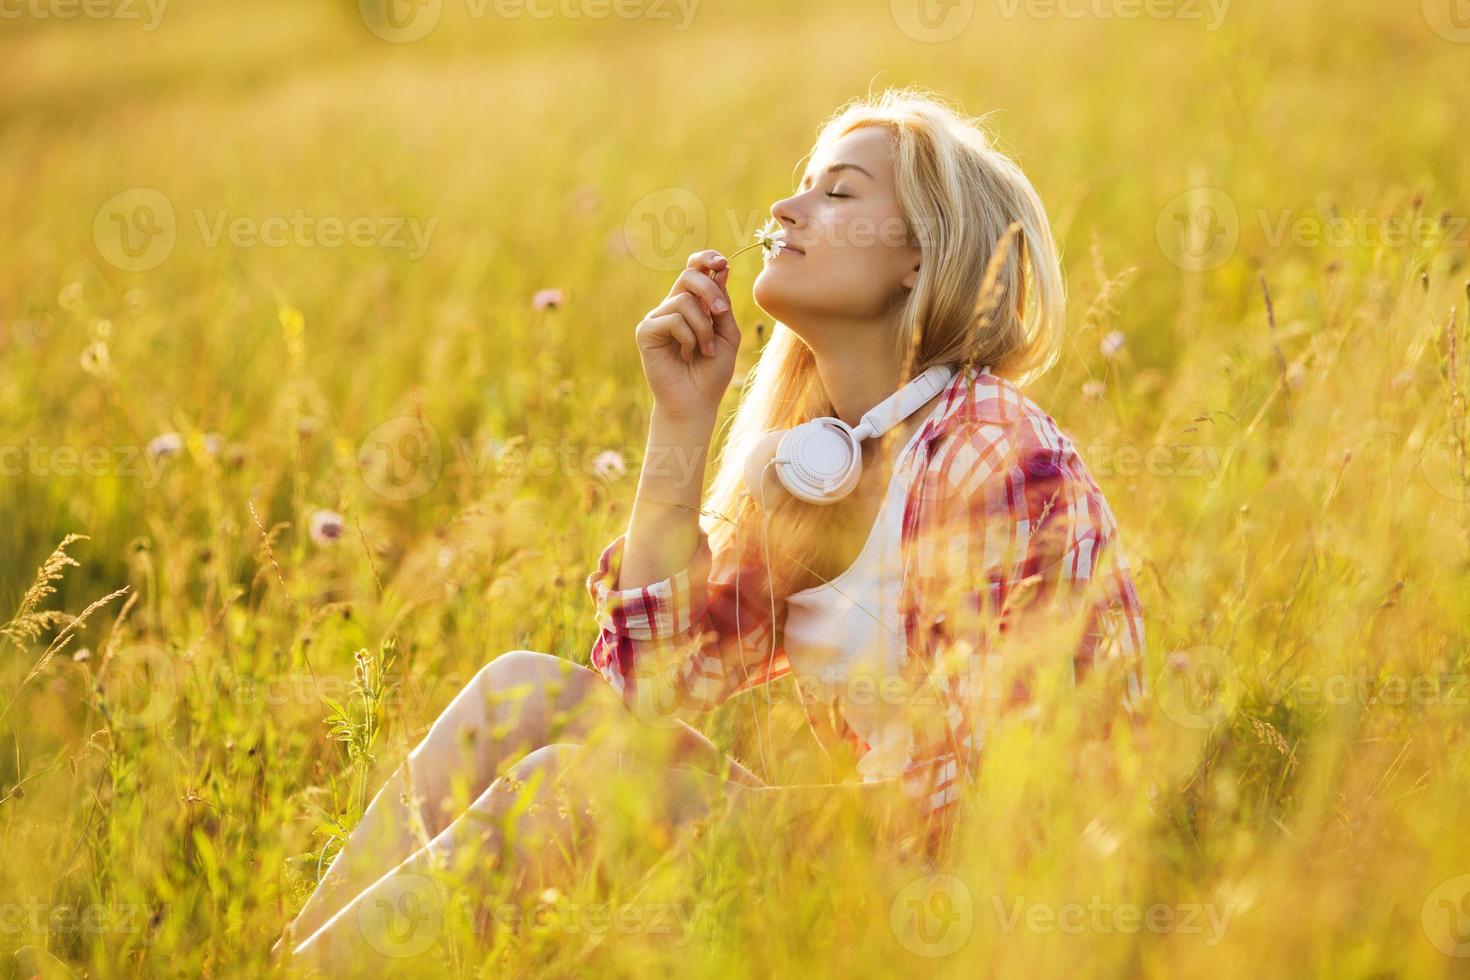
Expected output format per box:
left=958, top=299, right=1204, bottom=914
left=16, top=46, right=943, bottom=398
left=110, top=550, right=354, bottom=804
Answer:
left=752, top=127, right=922, bottom=339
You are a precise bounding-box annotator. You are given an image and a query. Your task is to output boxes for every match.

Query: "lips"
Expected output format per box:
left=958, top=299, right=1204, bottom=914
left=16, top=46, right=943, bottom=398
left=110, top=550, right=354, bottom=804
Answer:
left=776, top=240, right=805, bottom=255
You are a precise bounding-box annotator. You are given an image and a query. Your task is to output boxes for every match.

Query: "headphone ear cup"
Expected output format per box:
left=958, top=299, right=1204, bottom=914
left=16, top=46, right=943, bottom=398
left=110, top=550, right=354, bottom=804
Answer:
left=780, top=420, right=863, bottom=504
left=744, top=428, right=788, bottom=508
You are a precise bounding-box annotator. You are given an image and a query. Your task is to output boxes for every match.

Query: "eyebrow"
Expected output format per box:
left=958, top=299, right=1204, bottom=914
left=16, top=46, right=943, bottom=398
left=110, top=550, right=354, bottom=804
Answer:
left=800, top=162, right=875, bottom=189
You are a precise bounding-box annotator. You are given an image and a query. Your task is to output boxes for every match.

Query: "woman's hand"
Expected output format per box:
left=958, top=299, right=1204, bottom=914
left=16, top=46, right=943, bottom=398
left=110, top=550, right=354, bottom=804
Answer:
left=635, top=249, right=742, bottom=422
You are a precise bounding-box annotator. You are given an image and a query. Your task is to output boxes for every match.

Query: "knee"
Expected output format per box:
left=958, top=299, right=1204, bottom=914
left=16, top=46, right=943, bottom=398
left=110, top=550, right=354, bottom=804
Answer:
left=475, top=650, right=599, bottom=703
left=495, top=742, right=587, bottom=800
left=511, top=741, right=584, bottom=773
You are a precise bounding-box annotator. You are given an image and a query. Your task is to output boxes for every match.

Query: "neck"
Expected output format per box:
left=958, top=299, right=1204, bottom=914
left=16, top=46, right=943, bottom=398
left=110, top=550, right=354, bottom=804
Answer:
left=809, top=340, right=907, bottom=430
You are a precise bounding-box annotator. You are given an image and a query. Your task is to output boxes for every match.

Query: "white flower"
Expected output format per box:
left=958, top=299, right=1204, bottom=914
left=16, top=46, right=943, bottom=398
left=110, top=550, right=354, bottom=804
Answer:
left=147, top=432, right=184, bottom=458
left=309, top=509, right=345, bottom=546
left=1100, top=330, right=1126, bottom=360
left=754, top=224, right=786, bottom=259
left=590, top=449, right=627, bottom=481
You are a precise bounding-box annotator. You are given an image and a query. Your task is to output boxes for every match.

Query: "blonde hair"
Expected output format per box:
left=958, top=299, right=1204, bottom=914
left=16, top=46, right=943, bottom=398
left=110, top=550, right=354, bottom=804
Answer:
left=702, top=85, right=1066, bottom=602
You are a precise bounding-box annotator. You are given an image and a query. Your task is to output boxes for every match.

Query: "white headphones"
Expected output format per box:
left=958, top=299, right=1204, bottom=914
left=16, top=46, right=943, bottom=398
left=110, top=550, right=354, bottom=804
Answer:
left=742, top=362, right=960, bottom=507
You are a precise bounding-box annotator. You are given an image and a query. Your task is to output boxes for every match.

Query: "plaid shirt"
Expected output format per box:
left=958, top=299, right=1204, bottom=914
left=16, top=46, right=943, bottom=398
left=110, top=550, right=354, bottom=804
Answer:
left=585, top=363, right=1146, bottom=852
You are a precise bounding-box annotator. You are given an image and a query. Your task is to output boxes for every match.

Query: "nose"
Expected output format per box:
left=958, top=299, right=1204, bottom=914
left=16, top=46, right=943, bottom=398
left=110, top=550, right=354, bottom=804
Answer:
left=770, top=191, right=803, bottom=231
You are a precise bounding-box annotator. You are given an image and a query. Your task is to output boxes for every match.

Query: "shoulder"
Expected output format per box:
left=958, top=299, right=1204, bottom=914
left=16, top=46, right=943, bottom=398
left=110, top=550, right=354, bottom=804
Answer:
left=918, top=369, right=1123, bottom=543
left=922, top=369, right=1080, bottom=492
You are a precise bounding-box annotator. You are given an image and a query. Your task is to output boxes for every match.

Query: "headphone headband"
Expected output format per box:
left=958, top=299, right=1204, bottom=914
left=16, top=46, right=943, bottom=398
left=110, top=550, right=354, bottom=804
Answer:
left=850, top=363, right=957, bottom=442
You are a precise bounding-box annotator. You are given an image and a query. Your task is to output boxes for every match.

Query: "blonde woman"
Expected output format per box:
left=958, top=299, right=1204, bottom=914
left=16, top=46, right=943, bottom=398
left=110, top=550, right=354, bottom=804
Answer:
left=280, top=86, right=1146, bottom=969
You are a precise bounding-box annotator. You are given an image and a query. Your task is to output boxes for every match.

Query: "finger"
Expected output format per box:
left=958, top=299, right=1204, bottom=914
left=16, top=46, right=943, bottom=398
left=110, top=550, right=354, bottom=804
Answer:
left=666, top=316, right=698, bottom=363
left=686, top=249, right=726, bottom=274
left=670, top=293, right=717, bottom=357
left=641, top=313, right=698, bottom=363
left=672, top=267, right=729, bottom=320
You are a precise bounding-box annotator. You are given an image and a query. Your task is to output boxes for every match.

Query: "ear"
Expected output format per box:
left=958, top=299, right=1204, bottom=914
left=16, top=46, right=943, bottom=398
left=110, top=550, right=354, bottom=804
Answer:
left=902, top=262, right=921, bottom=291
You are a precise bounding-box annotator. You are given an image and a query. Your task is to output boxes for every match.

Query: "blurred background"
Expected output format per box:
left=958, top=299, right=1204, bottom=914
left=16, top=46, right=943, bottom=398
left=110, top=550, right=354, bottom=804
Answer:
left=2, top=0, right=1469, bottom=975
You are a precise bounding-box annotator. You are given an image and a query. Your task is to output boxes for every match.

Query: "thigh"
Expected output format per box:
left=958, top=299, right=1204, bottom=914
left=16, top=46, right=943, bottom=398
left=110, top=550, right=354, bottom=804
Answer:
left=413, top=651, right=757, bottom=817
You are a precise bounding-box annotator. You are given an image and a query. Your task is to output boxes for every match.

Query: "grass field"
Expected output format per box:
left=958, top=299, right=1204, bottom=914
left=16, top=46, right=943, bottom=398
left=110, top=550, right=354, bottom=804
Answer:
left=3, top=0, right=1469, bottom=975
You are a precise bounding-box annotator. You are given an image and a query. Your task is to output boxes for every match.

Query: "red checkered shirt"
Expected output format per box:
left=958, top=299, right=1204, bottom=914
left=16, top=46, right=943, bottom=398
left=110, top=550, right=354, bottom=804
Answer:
left=585, top=363, right=1147, bottom=851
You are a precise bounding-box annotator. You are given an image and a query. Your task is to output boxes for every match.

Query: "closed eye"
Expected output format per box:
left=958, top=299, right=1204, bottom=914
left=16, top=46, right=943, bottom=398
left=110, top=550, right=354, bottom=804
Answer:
left=825, top=191, right=850, bottom=199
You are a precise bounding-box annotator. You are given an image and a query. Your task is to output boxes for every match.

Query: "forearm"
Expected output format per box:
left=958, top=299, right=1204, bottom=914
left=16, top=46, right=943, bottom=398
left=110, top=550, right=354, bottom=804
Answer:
left=618, top=407, right=717, bottom=590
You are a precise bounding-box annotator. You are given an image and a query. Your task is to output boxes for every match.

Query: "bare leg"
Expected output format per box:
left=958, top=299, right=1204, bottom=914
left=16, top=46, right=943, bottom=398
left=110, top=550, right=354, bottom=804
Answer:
left=280, top=650, right=759, bottom=949
left=286, top=741, right=739, bottom=973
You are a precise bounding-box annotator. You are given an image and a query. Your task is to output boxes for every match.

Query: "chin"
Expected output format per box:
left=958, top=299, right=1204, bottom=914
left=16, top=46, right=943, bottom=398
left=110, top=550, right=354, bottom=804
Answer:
left=751, top=268, right=807, bottom=324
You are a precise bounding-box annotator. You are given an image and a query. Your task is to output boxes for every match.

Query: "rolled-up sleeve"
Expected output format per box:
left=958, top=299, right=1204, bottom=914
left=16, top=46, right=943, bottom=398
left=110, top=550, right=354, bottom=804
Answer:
left=584, top=524, right=780, bottom=723
left=587, top=530, right=712, bottom=643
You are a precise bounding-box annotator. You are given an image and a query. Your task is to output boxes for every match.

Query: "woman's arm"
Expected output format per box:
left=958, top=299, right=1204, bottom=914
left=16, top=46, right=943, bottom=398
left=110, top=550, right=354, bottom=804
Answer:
left=587, top=248, right=787, bottom=723
left=618, top=406, right=718, bottom=589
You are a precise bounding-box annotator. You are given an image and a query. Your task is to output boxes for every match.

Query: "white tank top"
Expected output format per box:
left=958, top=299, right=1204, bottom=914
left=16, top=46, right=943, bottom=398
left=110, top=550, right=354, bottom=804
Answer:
left=781, top=395, right=949, bottom=781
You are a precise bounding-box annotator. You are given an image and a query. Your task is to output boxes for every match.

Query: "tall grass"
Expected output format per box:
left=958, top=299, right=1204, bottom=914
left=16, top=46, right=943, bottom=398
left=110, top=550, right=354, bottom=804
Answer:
left=2, top=0, right=1468, bottom=975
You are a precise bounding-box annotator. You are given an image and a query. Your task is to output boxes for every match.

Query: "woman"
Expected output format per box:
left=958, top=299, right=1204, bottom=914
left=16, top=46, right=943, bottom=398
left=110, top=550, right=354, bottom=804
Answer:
left=279, top=86, right=1146, bottom=969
